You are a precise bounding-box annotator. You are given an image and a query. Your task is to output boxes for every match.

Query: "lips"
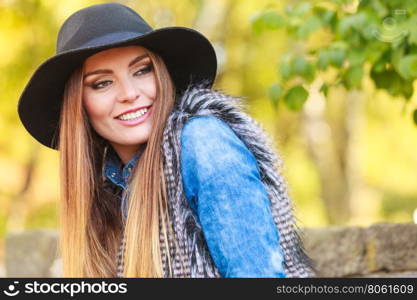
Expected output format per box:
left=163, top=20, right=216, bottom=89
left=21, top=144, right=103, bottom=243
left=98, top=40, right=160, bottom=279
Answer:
left=114, top=105, right=153, bottom=126
left=114, top=104, right=153, bottom=119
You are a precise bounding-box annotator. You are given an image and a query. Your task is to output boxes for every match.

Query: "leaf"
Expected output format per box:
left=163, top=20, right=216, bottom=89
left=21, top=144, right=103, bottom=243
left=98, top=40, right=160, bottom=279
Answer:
left=409, top=28, right=417, bottom=45
left=398, top=55, right=417, bottom=80
left=322, top=10, right=337, bottom=26
left=329, top=49, right=346, bottom=68
left=268, top=83, right=284, bottom=109
left=372, top=59, right=386, bottom=73
left=250, top=11, right=285, bottom=35
left=370, top=68, right=406, bottom=97
left=293, top=56, right=308, bottom=75
left=347, top=49, right=367, bottom=67
left=262, top=11, right=286, bottom=30
left=407, top=16, right=417, bottom=45
left=250, top=13, right=264, bottom=35
left=343, top=66, right=364, bottom=89
left=358, top=0, right=371, bottom=9
left=292, top=56, right=316, bottom=82
left=280, top=61, right=292, bottom=80
left=303, top=64, right=316, bottom=83
left=339, top=13, right=368, bottom=35
left=369, top=0, right=388, bottom=17
left=284, top=85, right=309, bottom=111
left=320, top=83, right=329, bottom=97
left=297, top=15, right=322, bottom=39
left=318, top=51, right=331, bottom=70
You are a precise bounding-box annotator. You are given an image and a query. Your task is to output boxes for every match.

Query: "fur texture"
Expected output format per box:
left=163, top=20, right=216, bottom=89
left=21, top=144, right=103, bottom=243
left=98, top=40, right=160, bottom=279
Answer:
left=116, top=85, right=315, bottom=277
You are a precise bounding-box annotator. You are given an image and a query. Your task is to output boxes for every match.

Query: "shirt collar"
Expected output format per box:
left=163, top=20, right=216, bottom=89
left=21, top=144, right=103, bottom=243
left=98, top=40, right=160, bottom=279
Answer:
left=104, top=146, right=143, bottom=189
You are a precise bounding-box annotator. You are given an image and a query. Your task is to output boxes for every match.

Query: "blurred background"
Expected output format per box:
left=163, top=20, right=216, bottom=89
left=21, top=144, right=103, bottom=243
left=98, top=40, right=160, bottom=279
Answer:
left=1, top=0, right=417, bottom=276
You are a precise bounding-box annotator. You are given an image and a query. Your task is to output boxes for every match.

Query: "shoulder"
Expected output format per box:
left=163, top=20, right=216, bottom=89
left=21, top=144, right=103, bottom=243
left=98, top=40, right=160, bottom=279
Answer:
left=181, top=115, right=234, bottom=141
left=180, top=115, right=258, bottom=173
left=181, top=115, right=246, bottom=157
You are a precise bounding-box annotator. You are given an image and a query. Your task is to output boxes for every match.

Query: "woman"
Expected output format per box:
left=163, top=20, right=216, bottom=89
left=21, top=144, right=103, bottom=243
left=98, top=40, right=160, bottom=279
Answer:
left=17, top=3, right=314, bottom=278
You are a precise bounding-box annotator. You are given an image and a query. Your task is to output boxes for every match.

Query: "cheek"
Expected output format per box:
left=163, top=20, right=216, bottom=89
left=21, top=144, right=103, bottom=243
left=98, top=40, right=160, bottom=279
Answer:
left=82, top=94, right=117, bottom=141
left=141, top=76, right=157, bottom=100
left=83, top=93, right=112, bottom=122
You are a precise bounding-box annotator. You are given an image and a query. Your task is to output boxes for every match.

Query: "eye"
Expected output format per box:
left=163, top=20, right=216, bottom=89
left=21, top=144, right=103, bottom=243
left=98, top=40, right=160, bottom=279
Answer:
left=134, top=64, right=153, bottom=76
left=91, top=80, right=112, bottom=89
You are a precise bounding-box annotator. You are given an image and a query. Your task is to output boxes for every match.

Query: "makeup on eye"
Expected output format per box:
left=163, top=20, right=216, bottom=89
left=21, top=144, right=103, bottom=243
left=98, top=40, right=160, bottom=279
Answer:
left=133, top=63, right=153, bottom=76
left=91, top=80, right=112, bottom=90
left=84, top=63, right=154, bottom=90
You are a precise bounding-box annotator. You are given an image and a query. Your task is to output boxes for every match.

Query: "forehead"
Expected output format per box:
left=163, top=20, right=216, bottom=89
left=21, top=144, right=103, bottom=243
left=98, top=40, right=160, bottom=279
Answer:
left=83, top=45, right=149, bottom=70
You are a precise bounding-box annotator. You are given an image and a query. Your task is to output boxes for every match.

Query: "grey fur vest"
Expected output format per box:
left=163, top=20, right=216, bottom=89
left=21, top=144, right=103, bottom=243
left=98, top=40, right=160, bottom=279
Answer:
left=116, top=85, right=314, bottom=278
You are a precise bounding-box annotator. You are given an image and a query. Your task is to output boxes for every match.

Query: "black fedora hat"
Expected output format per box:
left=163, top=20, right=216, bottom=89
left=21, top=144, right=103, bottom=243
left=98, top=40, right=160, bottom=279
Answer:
left=18, top=2, right=217, bottom=149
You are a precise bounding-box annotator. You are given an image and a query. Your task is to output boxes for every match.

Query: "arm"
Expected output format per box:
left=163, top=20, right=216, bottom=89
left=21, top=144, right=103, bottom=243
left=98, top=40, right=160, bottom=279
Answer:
left=180, top=115, right=286, bottom=278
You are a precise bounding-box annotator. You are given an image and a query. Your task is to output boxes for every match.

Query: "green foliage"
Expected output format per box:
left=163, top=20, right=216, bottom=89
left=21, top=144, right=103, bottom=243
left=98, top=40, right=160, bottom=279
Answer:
left=398, top=54, right=417, bottom=79
left=371, top=68, right=412, bottom=97
left=250, top=10, right=286, bottom=35
left=318, top=48, right=346, bottom=69
left=252, top=0, right=417, bottom=123
left=343, top=65, right=364, bottom=89
left=320, top=83, right=329, bottom=96
left=268, top=83, right=284, bottom=108
left=293, top=56, right=316, bottom=82
left=297, top=15, right=322, bottom=39
left=278, top=55, right=316, bottom=82
left=284, top=85, right=309, bottom=111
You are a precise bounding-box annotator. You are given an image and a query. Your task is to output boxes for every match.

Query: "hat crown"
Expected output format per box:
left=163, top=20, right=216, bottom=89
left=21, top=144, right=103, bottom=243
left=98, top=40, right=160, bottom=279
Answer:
left=57, top=3, right=153, bottom=53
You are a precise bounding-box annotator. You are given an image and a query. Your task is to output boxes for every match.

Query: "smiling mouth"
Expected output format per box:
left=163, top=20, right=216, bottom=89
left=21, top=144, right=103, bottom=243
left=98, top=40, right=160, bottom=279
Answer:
left=115, top=106, right=152, bottom=121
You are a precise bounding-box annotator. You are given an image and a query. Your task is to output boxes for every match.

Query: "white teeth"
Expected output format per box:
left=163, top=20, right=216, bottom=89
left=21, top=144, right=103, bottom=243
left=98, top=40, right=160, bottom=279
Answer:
left=117, top=108, right=148, bottom=121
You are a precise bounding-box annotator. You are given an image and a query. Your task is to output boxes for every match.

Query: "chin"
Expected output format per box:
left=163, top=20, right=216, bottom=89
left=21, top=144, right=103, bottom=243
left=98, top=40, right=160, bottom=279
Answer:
left=118, top=134, right=150, bottom=146
left=103, top=127, right=152, bottom=148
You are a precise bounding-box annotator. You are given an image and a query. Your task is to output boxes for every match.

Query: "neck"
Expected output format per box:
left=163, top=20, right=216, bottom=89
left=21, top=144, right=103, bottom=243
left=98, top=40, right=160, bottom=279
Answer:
left=110, top=143, right=143, bottom=165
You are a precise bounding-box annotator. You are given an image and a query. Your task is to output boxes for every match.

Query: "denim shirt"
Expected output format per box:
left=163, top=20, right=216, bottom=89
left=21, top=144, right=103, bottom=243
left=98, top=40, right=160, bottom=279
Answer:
left=104, top=115, right=286, bottom=278
left=104, top=147, right=143, bottom=221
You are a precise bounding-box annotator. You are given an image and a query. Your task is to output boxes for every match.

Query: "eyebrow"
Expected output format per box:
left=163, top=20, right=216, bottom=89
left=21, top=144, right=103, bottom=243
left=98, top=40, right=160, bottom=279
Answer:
left=83, top=54, right=150, bottom=80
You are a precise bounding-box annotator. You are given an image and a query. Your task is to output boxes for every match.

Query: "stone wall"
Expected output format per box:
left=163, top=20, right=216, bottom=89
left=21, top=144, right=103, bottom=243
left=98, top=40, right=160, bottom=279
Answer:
left=303, top=223, right=417, bottom=277
left=5, top=229, right=60, bottom=277
left=4, top=223, right=417, bottom=277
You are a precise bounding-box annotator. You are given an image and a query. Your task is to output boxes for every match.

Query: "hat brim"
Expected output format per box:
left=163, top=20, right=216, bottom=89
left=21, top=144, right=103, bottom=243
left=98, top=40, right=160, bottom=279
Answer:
left=18, top=27, right=217, bottom=149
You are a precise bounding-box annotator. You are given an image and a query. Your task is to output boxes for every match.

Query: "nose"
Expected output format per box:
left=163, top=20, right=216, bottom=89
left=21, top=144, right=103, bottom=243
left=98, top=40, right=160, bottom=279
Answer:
left=116, top=77, right=139, bottom=103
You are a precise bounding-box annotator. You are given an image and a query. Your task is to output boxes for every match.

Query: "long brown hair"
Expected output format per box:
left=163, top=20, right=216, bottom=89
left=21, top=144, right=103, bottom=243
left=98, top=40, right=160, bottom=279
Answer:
left=58, top=48, right=176, bottom=277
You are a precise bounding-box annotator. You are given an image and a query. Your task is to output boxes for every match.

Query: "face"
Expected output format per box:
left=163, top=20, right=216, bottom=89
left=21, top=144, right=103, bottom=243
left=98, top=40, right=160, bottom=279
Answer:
left=82, top=46, right=156, bottom=163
